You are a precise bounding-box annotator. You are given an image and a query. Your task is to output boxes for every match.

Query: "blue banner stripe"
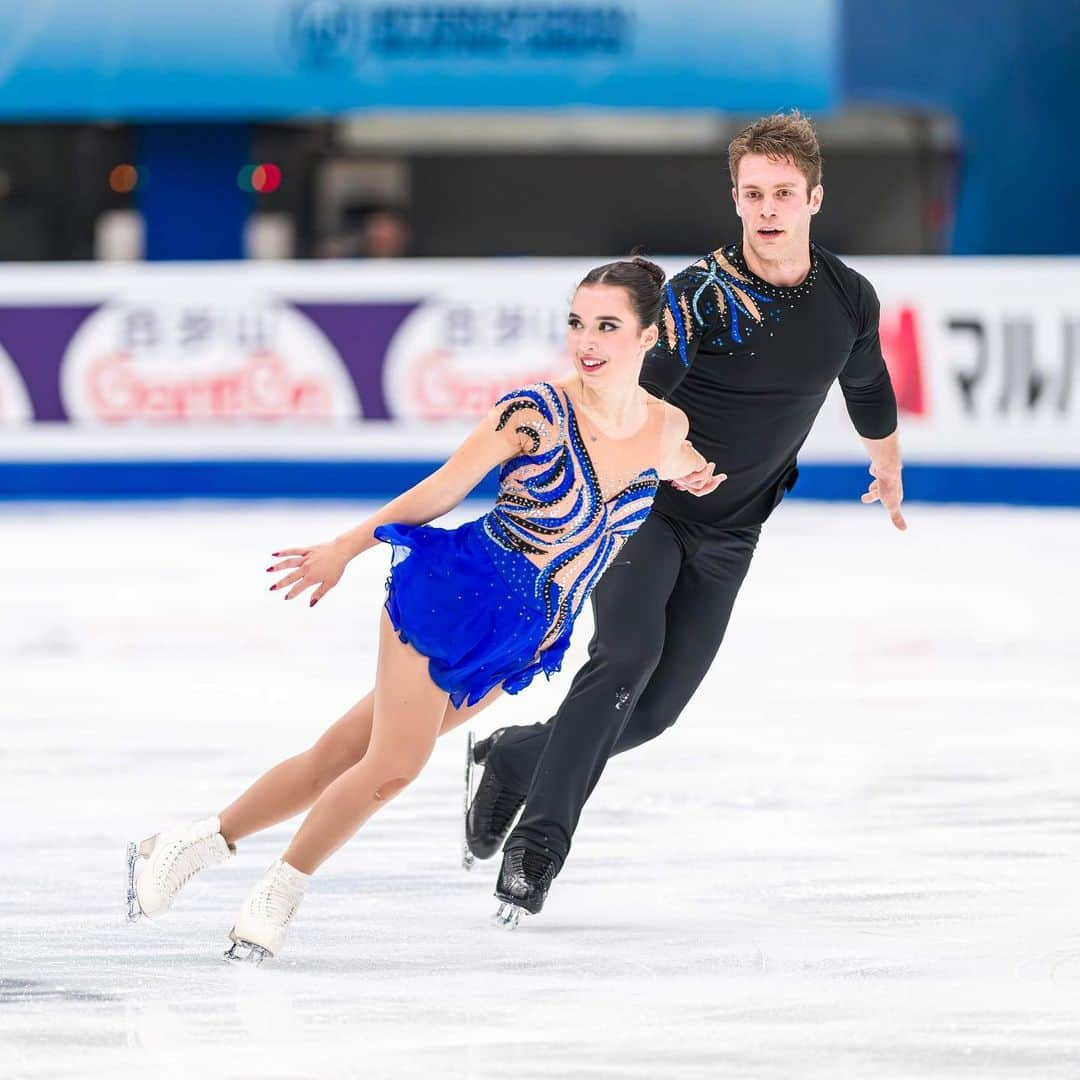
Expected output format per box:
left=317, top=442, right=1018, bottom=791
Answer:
left=2, top=461, right=1079, bottom=507
left=0, top=2, right=836, bottom=117
left=792, top=464, right=1080, bottom=508
left=0, top=461, right=492, bottom=502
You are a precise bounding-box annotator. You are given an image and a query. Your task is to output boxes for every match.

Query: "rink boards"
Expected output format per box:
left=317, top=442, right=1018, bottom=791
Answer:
left=0, top=257, right=1077, bottom=505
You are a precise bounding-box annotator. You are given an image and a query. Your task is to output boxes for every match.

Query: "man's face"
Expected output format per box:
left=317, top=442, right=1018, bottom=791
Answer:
left=732, top=153, right=823, bottom=262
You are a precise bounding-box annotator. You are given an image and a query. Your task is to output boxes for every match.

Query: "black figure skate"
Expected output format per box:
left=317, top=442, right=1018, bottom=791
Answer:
left=462, top=728, right=525, bottom=871
left=493, top=847, right=556, bottom=929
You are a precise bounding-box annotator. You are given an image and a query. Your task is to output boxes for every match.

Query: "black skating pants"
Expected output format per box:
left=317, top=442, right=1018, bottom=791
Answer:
left=491, top=510, right=761, bottom=873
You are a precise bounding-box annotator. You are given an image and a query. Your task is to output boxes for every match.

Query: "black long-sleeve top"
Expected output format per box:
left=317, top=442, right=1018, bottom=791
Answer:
left=640, top=242, right=897, bottom=527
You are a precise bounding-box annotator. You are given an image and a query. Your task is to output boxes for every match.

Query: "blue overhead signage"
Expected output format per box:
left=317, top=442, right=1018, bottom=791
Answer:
left=0, top=1, right=836, bottom=117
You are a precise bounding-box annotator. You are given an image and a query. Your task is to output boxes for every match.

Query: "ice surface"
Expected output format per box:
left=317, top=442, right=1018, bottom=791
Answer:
left=2, top=500, right=1079, bottom=1079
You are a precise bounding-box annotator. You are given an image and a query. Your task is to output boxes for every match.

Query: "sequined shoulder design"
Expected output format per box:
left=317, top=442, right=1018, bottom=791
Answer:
left=658, top=245, right=820, bottom=365
left=483, top=382, right=660, bottom=649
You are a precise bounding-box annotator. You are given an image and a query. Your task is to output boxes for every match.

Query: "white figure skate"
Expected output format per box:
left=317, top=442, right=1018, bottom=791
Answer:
left=127, top=815, right=235, bottom=922
left=224, top=859, right=309, bottom=964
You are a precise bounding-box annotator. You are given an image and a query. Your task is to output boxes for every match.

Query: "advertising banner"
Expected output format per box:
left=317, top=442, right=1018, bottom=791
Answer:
left=0, top=257, right=1077, bottom=504
left=0, top=1, right=836, bottom=117
left=804, top=260, right=1080, bottom=466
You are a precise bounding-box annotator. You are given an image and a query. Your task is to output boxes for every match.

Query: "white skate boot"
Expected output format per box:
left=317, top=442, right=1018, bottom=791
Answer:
left=126, top=816, right=235, bottom=922
left=224, top=859, right=310, bottom=964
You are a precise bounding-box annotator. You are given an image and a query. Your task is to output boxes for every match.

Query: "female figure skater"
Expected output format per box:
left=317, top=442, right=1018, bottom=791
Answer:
left=126, top=257, right=711, bottom=961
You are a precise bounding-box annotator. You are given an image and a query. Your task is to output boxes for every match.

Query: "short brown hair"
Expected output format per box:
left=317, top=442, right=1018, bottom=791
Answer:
left=728, top=111, right=823, bottom=195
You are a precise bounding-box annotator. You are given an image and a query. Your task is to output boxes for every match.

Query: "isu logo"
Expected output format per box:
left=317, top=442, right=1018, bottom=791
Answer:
left=285, top=1, right=359, bottom=68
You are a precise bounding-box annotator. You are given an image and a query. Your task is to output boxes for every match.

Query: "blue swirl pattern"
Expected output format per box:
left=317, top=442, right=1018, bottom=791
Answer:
left=658, top=246, right=819, bottom=365
left=485, top=381, right=660, bottom=648
left=376, top=381, right=661, bottom=708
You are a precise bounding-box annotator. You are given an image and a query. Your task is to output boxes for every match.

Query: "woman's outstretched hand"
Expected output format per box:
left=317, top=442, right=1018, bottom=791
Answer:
left=266, top=541, right=350, bottom=607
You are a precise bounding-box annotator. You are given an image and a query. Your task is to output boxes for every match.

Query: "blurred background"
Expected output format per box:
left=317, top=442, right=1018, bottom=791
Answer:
left=0, top=0, right=1076, bottom=500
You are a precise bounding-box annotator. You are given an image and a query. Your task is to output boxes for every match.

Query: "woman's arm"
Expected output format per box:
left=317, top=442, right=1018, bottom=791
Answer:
left=653, top=401, right=726, bottom=494
left=664, top=438, right=709, bottom=483
left=268, top=403, right=528, bottom=604
left=335, top=408, right=522, bottom=558
left=655, top=404, right=709, bottom=482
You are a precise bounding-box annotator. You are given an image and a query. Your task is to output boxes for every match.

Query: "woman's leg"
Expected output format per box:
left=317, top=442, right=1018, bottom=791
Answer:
left=217, top=636, right=502, bottom=848
left=218, top=691, right=376, bottom=845
left=438, top=685, right=502, bottom=736
left=281, top=611, right=450, bottom=874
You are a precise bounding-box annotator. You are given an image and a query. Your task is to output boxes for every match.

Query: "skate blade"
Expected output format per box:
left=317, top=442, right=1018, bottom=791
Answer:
left=126, top=841, right=142, bottom=922
left=462, top=730, right=476, bottom=872
left=492, top=902, right=525, bottom=929
left=223, top=938, right=272, bottom=965
left=125, top=834, right=159, bottom=923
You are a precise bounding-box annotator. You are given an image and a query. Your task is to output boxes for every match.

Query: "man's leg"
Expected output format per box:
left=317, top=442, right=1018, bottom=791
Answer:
left=491, top=523, right=760, bottom=782
left=493, top=513, right=685, bottom=870
left=482, top=513, right=684, bottom=795
left=610, top=523, right=761, bottom=755
left=491, top=523, right=761, bottom=916
left=503, top=524, right=760, bottom=870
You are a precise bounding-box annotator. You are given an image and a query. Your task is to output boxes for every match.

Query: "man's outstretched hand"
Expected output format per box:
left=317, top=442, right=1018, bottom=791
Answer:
left=861, top=464, right=907, bottom=531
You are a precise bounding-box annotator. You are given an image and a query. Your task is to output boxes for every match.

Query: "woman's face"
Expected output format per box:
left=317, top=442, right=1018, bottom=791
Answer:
left=566, top=284, right=659, bottom=385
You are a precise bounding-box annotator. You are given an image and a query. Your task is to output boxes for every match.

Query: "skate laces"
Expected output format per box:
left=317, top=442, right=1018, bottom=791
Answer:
left=521, top=850, right=556, bottom=887
left=487, top=784, right=525, bottom=836
left=154, top=829, right=226, bottom=895
left=250, top=865, right=305, bottom=926
left=505, top=848, right=555, bottom=888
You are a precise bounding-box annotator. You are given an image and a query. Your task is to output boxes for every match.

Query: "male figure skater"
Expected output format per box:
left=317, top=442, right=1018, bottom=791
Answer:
left=469, top=111, right=907, bottom=920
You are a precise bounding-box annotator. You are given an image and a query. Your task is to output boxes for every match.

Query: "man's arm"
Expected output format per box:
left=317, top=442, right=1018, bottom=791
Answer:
left=643, top=262, right=726, bottom=495
left=860, top=431, right=906, bottom=531
left=839, top=275, right=906, bottom=530
left=640, top=264, right=710, bottom=399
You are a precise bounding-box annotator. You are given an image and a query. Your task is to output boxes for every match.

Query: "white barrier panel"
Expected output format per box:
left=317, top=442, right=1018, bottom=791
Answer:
left=808, top=259, right=1079, bottom=465
left=0, top=258, right=1076, bottom=503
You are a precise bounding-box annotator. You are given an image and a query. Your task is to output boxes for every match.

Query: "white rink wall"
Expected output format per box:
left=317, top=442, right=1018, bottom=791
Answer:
left=0, top=257, right=1077, bottom=505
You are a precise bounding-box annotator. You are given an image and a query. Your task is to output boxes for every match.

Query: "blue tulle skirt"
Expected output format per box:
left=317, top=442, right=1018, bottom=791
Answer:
left=374, top=517, right=572, bottom=709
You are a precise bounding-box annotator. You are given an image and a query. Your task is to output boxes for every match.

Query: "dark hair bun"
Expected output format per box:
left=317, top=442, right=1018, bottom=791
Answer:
left=579, top=252, right=667, bottom=328
left=631, top=254, right=666, bottom=291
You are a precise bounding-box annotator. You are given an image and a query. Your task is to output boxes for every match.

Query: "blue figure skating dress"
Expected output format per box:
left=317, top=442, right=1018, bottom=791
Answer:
left=375, top=382, right=665, bottom=707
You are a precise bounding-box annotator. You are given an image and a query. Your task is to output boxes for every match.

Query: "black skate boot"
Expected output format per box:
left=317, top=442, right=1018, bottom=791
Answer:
left=493, top=847, right=557, bottom=928
left=462, top=728, right=526, bottom=870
